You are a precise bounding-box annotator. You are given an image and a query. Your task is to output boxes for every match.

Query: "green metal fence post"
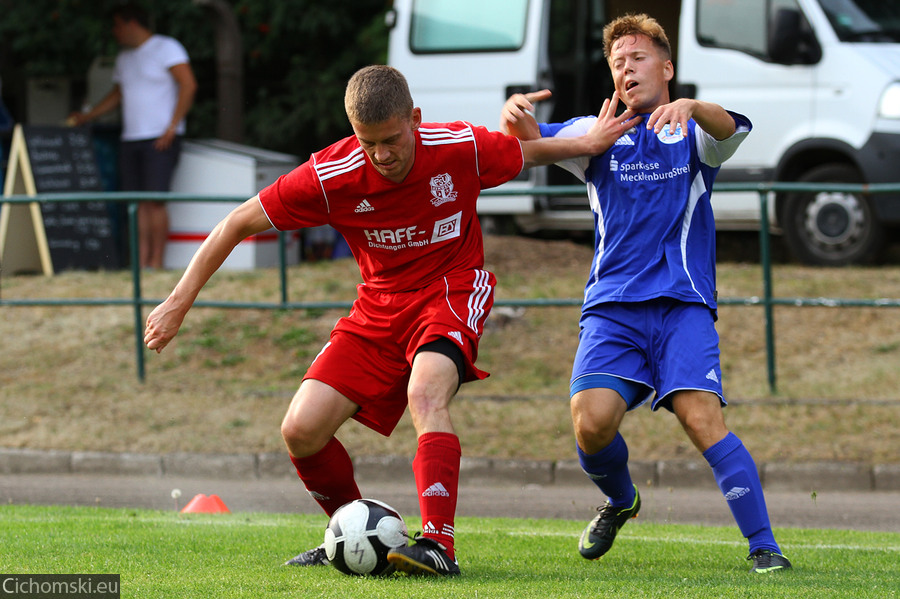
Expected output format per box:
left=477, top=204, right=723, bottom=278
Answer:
left=758, top=188, right=777, bottom=393
left=129, top=201, right=146, bottom=383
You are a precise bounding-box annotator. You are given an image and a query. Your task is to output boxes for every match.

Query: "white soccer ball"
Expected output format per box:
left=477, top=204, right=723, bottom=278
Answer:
left=324, top=498, right=408, bottom=576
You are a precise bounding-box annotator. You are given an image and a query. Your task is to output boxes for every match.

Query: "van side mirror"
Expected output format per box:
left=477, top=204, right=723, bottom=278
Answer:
left=768, top=8, right=822, bottom=65
left=673, top=82, right=697, bottom=100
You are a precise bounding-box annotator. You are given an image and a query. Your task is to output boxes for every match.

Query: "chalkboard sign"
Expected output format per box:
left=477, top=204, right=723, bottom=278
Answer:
left=24, top=126, right=104, bottom=193
left=22, top=125, right=122, bottom=270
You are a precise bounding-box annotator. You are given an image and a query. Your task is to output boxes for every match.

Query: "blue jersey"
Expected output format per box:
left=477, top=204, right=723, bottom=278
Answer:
left=540, top=112, right=751, bottom=313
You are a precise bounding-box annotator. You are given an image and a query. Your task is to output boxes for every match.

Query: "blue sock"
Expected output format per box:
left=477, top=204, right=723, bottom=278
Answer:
left=577, top=433, right=635, bottom=508
left=704, top=432, right=780, bottom=554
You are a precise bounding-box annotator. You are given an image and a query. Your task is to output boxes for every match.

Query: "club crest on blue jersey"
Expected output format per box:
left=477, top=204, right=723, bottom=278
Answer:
left=657, top=124, right=685, bottom=144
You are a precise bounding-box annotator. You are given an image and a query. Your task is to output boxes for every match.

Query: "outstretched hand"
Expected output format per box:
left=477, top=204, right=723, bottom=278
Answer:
left=500, top=89, right=552, bottom=138
left=646, top=98, right=736, bottom=141
left=645, top=98, right=695, bottom=138
left=501, top=89, right=552, bottom=124
left=586, top=92, right=642, bottom=153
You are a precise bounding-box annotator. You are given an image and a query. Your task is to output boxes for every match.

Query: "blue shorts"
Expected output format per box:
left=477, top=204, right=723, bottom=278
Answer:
left=569, top=298, right=725, bottom=411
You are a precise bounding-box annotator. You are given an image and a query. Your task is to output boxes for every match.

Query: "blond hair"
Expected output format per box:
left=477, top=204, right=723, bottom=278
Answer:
left=603, top=13, right=671, bottom=60
left=344, top=65, right=414, bottom=125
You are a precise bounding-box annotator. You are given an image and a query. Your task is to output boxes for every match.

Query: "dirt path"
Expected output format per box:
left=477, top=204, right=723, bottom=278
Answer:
left=3, top=471, right=899, bottom=534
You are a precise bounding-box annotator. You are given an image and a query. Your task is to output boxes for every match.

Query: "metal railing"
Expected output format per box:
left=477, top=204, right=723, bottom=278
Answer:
left=2, top=183, right=899, bottom=391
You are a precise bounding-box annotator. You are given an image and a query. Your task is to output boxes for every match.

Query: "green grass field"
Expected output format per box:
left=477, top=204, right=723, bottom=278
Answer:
left=2, top=505, right=897, bottom=598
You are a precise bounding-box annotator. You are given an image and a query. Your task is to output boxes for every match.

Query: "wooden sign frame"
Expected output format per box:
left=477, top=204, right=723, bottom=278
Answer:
left=0, top=124, right=54, bottom=275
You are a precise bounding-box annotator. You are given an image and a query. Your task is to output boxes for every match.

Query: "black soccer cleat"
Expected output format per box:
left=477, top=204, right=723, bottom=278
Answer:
left=387, top=533, right=460, bottom=577
left=283, top=544, right=329, bottom=567
left=579, top=485, right=641, bottom=560
left=748, top=549, right=792, bottom=573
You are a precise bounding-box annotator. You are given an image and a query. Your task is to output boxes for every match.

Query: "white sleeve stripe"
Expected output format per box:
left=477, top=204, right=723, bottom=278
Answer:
left=316, top=147, right=364, bottom=174
left=420, top=125, right=476, bottom=145
left=316, top=149, right=366, bottom=180
left=550, top=119, right=593, bottom=180
left=695, top=124, right=750, bottom=168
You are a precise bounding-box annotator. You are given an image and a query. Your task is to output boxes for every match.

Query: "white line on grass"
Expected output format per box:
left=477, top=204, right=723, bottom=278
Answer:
left=4, top=514, right=308, bottom=529
left=8, top=513, right=898, bottom=554
left=500, top=530, right=900, bottom=553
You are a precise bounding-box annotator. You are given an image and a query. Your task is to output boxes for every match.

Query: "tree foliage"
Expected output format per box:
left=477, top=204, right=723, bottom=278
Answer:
left=0, top=0, right=390, bottom=157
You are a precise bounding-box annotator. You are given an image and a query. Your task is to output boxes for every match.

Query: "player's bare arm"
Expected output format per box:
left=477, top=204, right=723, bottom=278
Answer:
left=646, top=98, right=735, bottom=140
left=144, top=196, right=272, bottom=352
left=520, top=91, right=641, bottom=168
left=499, top=89, right=551, bottom=139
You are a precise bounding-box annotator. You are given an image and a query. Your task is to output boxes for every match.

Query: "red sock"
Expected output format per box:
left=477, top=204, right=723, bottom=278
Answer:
left=290, top=437, right=361, bottom=517
left=413, top=432, right=461, bottom=560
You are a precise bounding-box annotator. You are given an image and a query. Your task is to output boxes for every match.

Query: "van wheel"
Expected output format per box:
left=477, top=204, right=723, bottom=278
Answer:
left=782, top=163, right=884, bottom=266
left=479, top=215, right=520, bottom=236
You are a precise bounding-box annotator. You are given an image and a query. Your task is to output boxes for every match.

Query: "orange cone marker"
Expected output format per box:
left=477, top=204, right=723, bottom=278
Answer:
left=180, top=493, right=231, bottom=513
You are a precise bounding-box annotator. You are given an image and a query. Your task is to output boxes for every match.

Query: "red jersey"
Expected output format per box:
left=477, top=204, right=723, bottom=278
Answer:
left=258, top=122, right=524, bottom=291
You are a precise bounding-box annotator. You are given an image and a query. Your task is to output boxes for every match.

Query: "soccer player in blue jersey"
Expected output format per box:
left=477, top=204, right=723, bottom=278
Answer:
left=500, top=13, right=792, bottom=573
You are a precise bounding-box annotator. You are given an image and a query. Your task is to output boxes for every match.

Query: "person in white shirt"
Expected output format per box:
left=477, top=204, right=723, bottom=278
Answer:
left=71, top=2, right=197, bottom=270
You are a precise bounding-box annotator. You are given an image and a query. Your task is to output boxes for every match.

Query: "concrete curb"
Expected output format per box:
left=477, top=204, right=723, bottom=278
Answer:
left=1, top=447, right=897, bottom=492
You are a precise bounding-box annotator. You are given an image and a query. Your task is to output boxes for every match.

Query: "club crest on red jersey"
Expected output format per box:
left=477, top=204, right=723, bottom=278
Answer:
left=430, top=173, right=458, bottom=207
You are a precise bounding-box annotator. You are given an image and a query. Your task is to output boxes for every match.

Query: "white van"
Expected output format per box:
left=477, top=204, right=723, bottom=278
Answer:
left=387, top=0, right=900, bottom=265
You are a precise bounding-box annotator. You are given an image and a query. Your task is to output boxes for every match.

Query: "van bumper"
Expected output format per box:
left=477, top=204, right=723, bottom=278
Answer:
left=859, top=131, right=900, bottom=223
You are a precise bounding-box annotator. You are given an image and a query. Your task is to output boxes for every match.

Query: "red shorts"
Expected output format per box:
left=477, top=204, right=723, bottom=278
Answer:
left=303, top=268, right=496, bottom=436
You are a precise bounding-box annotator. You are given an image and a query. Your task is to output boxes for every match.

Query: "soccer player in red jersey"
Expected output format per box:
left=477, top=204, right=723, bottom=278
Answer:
left=144, top=65, right=631, bottom=576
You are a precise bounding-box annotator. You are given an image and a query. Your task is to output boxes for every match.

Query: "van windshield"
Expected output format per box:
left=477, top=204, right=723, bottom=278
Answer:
left=818, top=0, right=900, bottom=41
left=409, top=0, right=529, bottom=53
